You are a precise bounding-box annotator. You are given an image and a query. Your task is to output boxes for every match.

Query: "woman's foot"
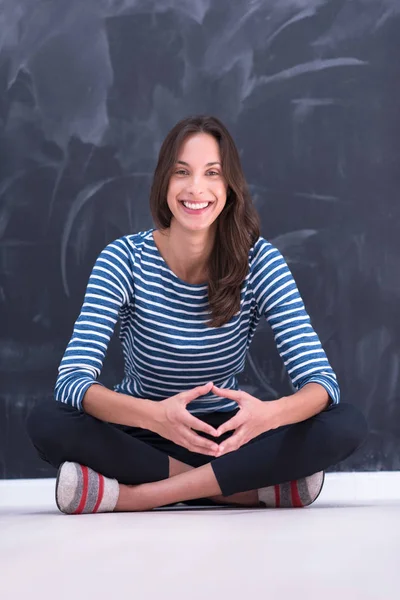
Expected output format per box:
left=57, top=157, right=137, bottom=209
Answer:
left=55, top=462, right=120, bottom=515
left=258, top=471, right=325, bottom=508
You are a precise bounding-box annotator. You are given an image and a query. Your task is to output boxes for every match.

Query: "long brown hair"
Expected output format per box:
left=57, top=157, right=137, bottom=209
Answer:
left=149, top=115, right=261, bottom=328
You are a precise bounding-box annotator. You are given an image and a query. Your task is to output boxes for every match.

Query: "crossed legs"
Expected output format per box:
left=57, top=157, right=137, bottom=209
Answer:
left=115, top=457, right=260, bottom=511
left=27, top=399, right=368, bottom=512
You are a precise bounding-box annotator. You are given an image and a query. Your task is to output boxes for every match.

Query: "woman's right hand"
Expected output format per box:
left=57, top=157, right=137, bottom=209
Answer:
left=149, top=382, right=221, bottom=456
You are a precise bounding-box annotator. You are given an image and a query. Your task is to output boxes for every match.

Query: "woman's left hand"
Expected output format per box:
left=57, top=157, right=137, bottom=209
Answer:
left=211, top=384, right=283, bottom=456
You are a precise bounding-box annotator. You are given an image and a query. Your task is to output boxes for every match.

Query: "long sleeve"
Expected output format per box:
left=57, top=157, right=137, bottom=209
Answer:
left=251, top=238, right=340, bottom=408
left=54, top=237, right=135, bottom=411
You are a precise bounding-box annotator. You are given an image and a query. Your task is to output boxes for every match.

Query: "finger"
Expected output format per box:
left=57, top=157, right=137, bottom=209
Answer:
left=182, top=382, right=214, bottom=404
left=217, top=440, right=241, bottom=456
left=184, top=413, right=219, bottom=437
left=185, top=430, right=219, bottom=454
left=185, top=442, right=219, bottom=457
left=216, top=428, right=245, bottom=456
left=211, top=385, right=243, bottom=404
left=215, top=414, right=243, bottom=437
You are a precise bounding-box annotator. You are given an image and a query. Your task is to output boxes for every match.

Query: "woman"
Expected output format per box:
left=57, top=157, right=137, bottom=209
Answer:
left=27, top=115, right=368, bottom=514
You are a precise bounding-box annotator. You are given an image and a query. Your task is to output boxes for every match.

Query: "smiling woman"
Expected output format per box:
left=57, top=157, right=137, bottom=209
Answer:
left=149, top=115, right=261, bottom=327
left=27, top=114, right=368, bottom=515
left=169, top=137, right=226, bottom=228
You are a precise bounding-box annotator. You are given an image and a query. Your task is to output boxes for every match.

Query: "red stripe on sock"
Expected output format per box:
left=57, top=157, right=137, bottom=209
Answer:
left=274, top=484, right=280, bottom=508
left=93, top=473, right=104, bottom=513
left=74, top=465, right=89, bottom=514
left=290, top=480, right=304, bottom=508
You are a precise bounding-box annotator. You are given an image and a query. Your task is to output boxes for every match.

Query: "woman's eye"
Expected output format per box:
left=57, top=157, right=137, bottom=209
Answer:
left=174, top=169, right=220, bottom=176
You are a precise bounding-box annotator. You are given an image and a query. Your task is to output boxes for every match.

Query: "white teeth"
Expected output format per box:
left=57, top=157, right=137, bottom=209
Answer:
left=182, top=202, right=210, bottom=210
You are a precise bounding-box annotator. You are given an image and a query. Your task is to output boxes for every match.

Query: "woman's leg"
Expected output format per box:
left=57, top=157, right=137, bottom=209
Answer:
left=26, top=399, right=183, bottom=485
left=27, top=400, right=260, bottom=506
left=113, top=402, right=369, bottom=510
left=26, top=398, right=236, bottom=484
left=27, top=400, right=259, bottom=508
left=212, top=401, right=369, bottom=496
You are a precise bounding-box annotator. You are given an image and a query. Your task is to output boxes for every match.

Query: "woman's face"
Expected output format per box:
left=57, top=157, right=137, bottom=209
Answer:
left=166, top=133, right=228, bottom=232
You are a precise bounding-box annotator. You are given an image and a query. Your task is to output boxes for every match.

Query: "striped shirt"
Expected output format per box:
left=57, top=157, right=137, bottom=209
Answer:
left=55, top=227, right=340, bottom=414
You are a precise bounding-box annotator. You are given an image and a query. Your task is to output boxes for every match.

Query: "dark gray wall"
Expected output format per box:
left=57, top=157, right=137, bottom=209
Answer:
left=1, top=0, right=399, bottom=478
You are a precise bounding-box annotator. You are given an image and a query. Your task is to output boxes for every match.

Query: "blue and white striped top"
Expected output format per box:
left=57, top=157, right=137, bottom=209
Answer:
left=55, top=227, right=340, bottom=414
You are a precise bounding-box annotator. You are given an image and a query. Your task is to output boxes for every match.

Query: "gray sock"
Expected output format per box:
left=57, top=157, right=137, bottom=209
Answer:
left=258, top=471, right=325, bottom=508
left=56, top=462, right=120, bottom=514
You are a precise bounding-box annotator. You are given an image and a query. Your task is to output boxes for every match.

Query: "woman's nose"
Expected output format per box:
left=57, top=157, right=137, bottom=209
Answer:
left=185, top=177, right=206, bottom=195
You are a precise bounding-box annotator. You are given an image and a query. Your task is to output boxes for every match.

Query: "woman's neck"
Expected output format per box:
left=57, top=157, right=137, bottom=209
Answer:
left=154, top=223, right=215, bottom=284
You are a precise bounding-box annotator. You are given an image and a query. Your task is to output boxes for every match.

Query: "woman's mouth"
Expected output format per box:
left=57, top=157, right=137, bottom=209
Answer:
left=179, top=200, right=213, bottom=215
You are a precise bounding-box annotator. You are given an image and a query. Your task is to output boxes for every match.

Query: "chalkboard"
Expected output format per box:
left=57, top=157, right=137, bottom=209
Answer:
left=1, top=0, right=399, bottom=478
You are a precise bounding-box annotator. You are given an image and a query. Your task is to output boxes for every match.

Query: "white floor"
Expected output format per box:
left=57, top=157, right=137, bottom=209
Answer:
left=0, top=473, right=399, bottom=600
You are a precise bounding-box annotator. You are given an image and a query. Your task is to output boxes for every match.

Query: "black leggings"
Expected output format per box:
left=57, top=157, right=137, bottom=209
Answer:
left=26, top=399, right=368, bottom=498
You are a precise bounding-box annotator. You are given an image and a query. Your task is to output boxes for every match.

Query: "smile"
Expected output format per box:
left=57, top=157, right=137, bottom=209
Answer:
left=179, top=201, right=213, bottom=214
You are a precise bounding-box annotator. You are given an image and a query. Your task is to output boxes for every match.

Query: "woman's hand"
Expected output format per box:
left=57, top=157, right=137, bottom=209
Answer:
left=211, top=385, right=282, bottom=456
left=150, top=382, right=220, bottom=456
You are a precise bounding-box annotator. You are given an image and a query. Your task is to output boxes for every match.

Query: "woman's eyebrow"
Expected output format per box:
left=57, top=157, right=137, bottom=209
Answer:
left=176, top=160, right=221, bottom=167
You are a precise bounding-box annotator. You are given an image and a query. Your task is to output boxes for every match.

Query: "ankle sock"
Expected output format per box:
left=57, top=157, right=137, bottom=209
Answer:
left=56, top=462, right=120, bottom=515
left=258, top=471, right=325, bottom=508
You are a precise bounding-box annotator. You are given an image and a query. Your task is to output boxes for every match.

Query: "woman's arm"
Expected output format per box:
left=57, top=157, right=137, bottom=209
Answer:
left=251, top=238, right=340, bottom=412
left=274, top=382, right=330, bottom=427
left=55, top=237, right=135, bottom=412
left=82, top=382, right=157, bottom=427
